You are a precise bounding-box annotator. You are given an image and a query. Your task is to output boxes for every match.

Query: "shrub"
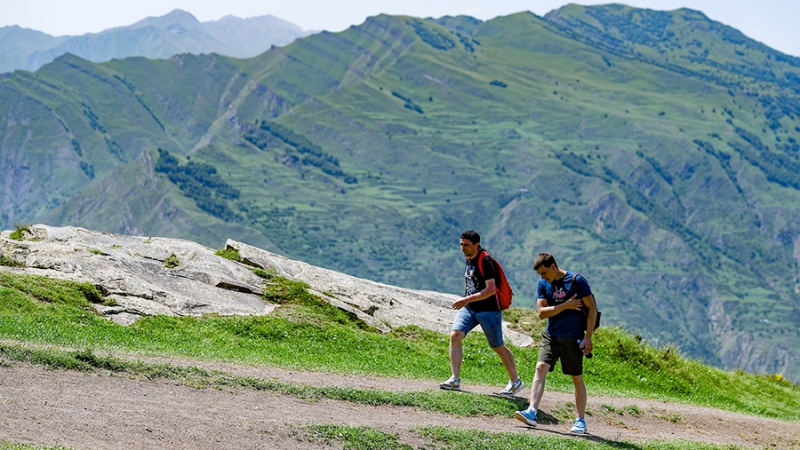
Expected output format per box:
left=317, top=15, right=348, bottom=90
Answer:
left=9, top=223, right=30, bottom=241
left=215, top=247, right=241, bottom=262
left=163, top=254, right=180, bottom=269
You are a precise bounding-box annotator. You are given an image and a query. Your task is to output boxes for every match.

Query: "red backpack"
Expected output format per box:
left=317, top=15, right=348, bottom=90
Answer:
left=473, top=250, right=514, bottom=310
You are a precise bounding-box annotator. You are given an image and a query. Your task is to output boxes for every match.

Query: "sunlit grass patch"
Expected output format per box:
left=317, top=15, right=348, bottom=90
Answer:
left=305, top=424, right=411, bottom=450
left=215, top=246, right=241, bottom=262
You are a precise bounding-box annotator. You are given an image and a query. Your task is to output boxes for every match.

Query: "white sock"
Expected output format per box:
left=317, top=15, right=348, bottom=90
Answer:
left=527, top=406, right=537, bottom=415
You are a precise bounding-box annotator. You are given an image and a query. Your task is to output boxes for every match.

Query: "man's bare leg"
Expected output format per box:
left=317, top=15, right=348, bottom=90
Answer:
left=572, top=374, right=587, bottom=417
left=529, top=361, right=551, bottom=409
left=492, top=345, right=519, bottom=381
left=449, top=331, right=465, bottom=378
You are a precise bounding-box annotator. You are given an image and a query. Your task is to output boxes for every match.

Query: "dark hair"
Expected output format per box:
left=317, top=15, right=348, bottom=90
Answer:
left=533, top=253, right=557, bottom=270
left=460, top=229, right=481, bottom=244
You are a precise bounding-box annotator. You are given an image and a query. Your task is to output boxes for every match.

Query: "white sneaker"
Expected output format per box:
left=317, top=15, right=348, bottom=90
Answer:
left=439, top=375, right=461, bottom=391
left=498, top=378, right=524, bottom=396
left=571, top=417, right=587, bottom=433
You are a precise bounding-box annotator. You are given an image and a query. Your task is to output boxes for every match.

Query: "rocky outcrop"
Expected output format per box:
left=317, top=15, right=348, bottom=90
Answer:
left=0, top=225, right=532, bottom=346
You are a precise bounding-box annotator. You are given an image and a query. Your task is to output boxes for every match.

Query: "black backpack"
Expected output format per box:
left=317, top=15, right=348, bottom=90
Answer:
left=574, top=273, right=601, bottom=330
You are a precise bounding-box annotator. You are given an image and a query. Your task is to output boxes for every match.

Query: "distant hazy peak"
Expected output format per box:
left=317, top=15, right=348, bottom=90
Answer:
left=129, top=9, right=201, bottom=30
left=0, top=9, right=310, bottom=73
left=215, top=14, right=280, bottom=23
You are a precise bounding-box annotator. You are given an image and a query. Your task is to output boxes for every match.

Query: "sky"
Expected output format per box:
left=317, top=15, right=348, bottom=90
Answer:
left=2, top=0, right=799, bottom=57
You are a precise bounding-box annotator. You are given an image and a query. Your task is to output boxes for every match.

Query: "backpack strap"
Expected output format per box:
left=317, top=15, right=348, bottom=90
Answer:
left=476, top=250, right=487, bottom=277
left=574, top=273, right=597, bottom=306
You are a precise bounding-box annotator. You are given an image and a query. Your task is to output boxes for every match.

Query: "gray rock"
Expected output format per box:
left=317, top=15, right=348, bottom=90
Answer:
left=0, top=225, right=274, bottom=324
left=228, top=240, right=532, bottom=346
left=0, top=225, right=532, bottom=346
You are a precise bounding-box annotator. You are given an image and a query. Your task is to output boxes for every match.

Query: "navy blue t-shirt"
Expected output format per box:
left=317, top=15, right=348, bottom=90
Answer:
left=537, top=271, right=592, bottom=338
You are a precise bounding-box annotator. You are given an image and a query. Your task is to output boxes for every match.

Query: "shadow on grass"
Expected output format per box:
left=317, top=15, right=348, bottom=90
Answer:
left=448, top=387, right=530, bottom=408
left=516, top=425, right=653, bottom=449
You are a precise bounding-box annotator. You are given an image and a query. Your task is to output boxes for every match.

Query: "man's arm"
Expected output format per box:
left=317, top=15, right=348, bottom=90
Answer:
left=537, top=296, right=582, bottom=319
left=581, top=294, right=597, bottom=339
left=452, top=279, right=496, bottom=310
left=579, top=294, right=596, bottom=354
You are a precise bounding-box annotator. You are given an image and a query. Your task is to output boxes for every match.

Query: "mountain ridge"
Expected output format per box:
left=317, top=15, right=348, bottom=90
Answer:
left=0, top=9, right=312, bottom=74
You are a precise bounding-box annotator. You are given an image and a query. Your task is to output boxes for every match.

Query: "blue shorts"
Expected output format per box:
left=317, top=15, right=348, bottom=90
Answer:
left=451, top=307, right=505, bottom=348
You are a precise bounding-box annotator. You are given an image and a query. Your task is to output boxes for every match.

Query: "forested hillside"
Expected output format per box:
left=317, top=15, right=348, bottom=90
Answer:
left=2, top=5, right=799, bottom=381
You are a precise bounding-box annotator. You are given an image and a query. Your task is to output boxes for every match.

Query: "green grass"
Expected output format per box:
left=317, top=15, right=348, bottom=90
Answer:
left=8, top=223, right=30, bottom=241
left=215, top=247, right=241, bottom=262
left=0, top=254, right=23, bottom=267
left=0, top=272, right=797, bottom=423
left=418, top=426, right=746, bottom=449
left=250, top=267, right=276, bottom=279
left=305, top=425, right=747, bottom=449
left=305, top=424, right=413, bottom=450
left=163, top=253, right=179, bottom=268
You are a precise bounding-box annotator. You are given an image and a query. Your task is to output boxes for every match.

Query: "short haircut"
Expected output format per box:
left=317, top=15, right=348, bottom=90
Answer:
left=533, top=253, right=557, bottom=270
left=460, top=229, right=481, bottom=244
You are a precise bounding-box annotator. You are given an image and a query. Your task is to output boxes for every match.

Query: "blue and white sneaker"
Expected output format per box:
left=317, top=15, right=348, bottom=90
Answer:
left=514, top=408, right=537, bottom=427
left=499, top=378, right=524, bottom=397
left=439, top=375, right=461, bottom=391
left=571, top=417, right=587, bottom=433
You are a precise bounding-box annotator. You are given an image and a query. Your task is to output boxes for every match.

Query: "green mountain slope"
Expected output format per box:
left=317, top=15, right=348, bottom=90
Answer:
left=2, top=6, right=800, bottom=381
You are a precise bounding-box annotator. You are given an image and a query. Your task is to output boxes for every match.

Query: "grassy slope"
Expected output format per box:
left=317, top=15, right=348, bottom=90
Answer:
left=0, top=271, right=797, bottom=425
left=0, top=8, right=798, bottom=381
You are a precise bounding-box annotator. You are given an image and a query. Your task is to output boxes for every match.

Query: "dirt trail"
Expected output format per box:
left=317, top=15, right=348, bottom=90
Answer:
left=1, top=355, right=799, bottom=449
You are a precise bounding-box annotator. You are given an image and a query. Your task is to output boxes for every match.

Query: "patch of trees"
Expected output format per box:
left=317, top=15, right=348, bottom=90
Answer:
left=555, top=151, right=613, bottom=182
left=111, top=74, right=165, bottom=131
left=242, top=127, right=276, bottom=150
left=408, top=20, right=455, bottom=51
left=391, top=91, right=424, bottom=115
left=636, top=151, right=672, bottom=185
left=694, top=140, right=744, bottom=195
left=71, top=139, right=83, bottom=157
left=79, top=161, right=94, bottom=179
left=255, top=121, right=357, bottom=184
left=104, top=136, right=126, bottom=162
left=759, top=95, right=800, bottom=130
left=155, top=149, right=240, bottom=221
left=782, top=137, right=800, bottom=154
left=81, top=103, right=105, bottom=133
left=584, top=7, right=675, bottom=47
left=555, top=148, right=731, bottom=267
left=730, top=128, right=800, bottom=190
left=458, top=34, right=475, bottom=53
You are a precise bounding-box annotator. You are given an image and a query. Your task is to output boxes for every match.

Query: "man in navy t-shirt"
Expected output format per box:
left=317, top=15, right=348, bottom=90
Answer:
left=514, top=253, right=597, bottom=434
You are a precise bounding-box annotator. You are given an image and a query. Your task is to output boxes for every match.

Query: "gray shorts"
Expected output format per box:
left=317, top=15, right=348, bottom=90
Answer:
left=538, top=331, right=584, bottom=376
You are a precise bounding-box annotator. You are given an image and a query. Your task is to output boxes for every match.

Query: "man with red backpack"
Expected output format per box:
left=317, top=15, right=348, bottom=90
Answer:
left=439, top=230, right=524, bottom=396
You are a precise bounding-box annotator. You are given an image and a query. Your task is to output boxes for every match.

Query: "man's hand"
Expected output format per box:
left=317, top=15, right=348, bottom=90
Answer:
left=452, top=298, right=470, bottom=310
left=538, top=296, right=584, bottom=319
left=579, top=336, right=593, bottom=355
left=563, top=297, right=583, bottom=311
